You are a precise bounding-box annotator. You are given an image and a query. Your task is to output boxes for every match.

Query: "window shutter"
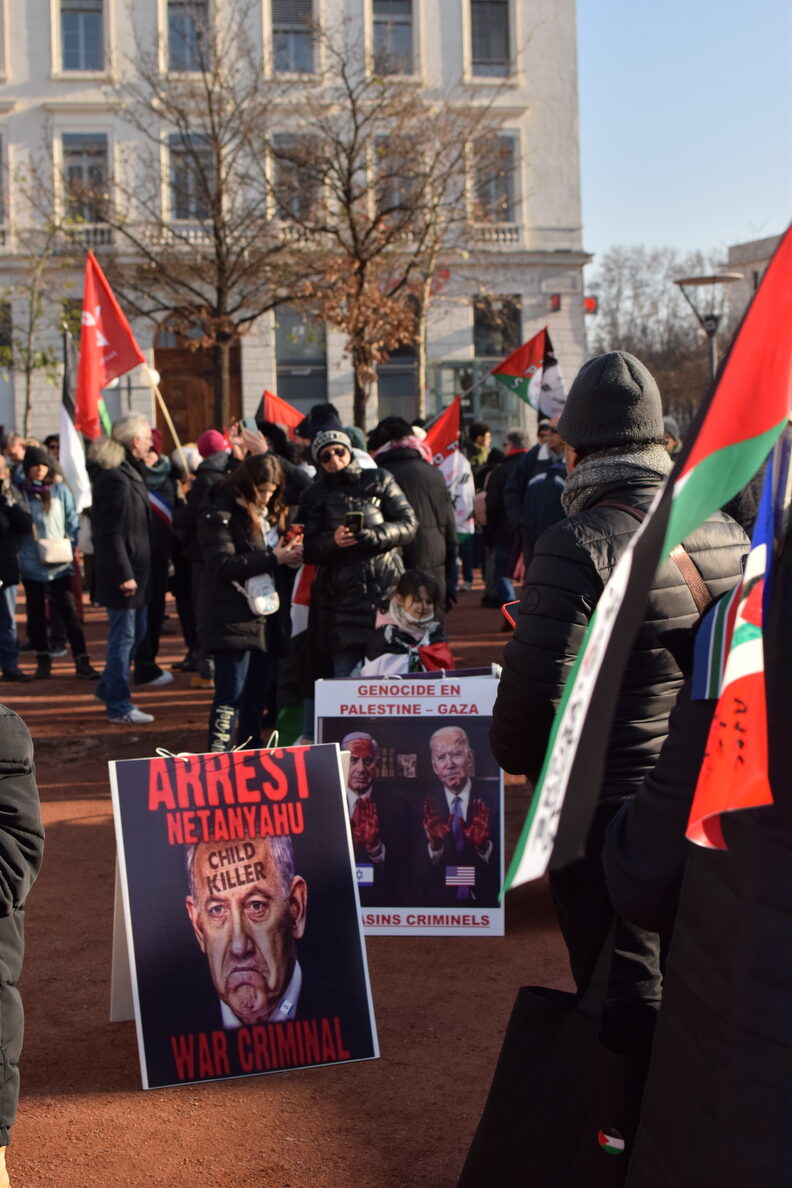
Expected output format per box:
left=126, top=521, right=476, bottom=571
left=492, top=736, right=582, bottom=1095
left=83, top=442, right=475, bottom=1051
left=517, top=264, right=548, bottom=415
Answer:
left=272, top=0, right=311, bottom=23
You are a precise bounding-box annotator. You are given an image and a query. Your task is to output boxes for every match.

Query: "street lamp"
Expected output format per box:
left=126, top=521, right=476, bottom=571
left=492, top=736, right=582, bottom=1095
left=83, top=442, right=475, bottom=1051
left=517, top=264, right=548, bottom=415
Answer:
left=674, top=271, right=743, bottom=379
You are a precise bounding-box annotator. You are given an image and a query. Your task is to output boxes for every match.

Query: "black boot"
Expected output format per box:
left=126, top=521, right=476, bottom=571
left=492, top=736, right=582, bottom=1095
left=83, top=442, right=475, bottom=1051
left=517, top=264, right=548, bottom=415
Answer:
left=74, top=654, right=100, bottom=680
left=33, top=652, right=52, bottom=679
left=2, top=667, right=33, bottom=682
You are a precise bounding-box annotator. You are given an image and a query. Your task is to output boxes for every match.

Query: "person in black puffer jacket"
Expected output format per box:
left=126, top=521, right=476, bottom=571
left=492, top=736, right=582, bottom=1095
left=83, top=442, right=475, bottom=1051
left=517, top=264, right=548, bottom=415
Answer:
left=491, top=351, right=748, bottom=1056
left=0, top=705, right=44, bottom=1184
left=368, top=417, right=457, bottom=610
left=299, top=428, right=418, bottom=680
left=197, top=453, right=303, bottom=751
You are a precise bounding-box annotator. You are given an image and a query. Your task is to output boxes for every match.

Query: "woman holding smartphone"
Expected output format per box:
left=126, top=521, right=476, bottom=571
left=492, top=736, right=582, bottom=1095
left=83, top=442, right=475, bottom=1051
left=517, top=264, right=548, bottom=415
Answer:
left=197, top=453, right=303, bottom=751
left=299, top=427, right=417, bottom=680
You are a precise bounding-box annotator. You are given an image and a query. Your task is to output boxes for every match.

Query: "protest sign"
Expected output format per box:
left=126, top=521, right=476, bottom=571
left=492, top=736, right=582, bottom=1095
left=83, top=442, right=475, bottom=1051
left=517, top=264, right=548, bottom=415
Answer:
left=110, top=744, right=379, bottom=1089
left=315, top=670, right=505, bottom=937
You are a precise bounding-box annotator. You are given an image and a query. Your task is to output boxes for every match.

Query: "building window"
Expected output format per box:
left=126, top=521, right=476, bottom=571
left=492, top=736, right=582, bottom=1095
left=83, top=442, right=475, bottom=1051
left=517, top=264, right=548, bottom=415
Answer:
left=474, top=134, right=516, bottom=223
left=471, top=0, right=510, bottom=77
left=0, top=134, right=6, bottom=245
left=275, top=306, right=327, bottom=407
left=61, top=0, right=104, bottom=71
left=272, top=134, right=318, bottom=222
left=62, top=133, right=108, bottom=222
left=168, top=0, right=208, bottom=72
left=473, top=294, right=521, bottom=356
left=169, top=133, right=214, bottom=221
left=374, top=135, right=415, bottom=220
left=272, top=0, right=313, bottom=74
left=0, top=304, right=11, bottom=352
left=373, top=0, right=413, bottom=75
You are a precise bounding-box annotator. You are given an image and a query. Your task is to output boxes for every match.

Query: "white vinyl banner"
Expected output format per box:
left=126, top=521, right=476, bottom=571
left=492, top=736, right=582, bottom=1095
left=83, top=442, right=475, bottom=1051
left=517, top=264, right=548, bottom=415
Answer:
left=316, top=672, right=505, bottom=937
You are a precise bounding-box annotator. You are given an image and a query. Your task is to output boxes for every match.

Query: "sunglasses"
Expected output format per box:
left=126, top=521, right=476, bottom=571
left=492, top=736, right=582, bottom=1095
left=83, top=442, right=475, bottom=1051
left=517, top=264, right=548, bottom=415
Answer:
left=320, top=446, right=348, bottom=461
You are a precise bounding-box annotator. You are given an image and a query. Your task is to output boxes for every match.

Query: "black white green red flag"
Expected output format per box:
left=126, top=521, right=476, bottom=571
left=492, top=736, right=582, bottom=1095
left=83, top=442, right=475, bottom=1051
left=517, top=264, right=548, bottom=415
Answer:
left=504, top=224, right=792, bottom=891
left=491, top=328, right=566, bottom=417
left=60, top=329, right=93, bottom=513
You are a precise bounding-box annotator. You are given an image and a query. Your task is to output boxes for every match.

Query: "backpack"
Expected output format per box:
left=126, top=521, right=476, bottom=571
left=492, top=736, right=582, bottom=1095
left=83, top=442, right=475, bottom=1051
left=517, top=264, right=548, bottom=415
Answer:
left=521, top=460, right=566, bottom=545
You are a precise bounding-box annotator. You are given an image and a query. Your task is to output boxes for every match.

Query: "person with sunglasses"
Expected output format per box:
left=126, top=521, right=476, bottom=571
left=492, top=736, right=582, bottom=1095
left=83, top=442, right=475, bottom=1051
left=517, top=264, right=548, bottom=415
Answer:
left=299, top=427, right=417, bottom=687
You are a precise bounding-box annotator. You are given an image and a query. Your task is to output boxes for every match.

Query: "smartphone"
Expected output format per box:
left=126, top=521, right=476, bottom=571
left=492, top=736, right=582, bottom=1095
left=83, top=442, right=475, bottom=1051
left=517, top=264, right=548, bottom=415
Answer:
left=344, top=511, right=364, bottom=534
left=241, top=416, right=259, bottom=434
left=502, top=601, right=519, bottom=628
left=283, top=523, right=304, bottom=546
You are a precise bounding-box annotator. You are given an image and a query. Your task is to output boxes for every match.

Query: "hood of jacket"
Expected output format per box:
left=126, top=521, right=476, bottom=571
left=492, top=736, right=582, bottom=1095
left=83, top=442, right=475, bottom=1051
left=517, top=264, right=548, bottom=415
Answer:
left=88, top=437, right=126, bottom=470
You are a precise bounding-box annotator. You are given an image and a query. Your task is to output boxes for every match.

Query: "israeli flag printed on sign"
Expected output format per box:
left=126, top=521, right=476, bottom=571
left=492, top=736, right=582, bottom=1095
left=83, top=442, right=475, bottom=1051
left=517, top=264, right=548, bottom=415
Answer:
left=356, top=864, right=374, bottom=886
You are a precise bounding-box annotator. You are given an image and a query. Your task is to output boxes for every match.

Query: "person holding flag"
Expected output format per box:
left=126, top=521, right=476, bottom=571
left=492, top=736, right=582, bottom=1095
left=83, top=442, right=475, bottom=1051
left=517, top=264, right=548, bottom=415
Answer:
left=491, top=350, right=747, bottom=1054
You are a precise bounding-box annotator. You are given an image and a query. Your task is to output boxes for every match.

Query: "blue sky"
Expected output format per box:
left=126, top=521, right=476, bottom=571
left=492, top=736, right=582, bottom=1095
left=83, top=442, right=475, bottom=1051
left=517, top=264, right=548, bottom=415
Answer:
left=576, top=0, right=792, bottom=264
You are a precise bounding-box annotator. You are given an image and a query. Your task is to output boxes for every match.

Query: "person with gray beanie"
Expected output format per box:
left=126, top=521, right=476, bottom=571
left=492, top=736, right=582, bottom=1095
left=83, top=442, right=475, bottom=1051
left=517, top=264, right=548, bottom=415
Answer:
left=491, top=350, right=748, bottom=1121
left=297, top=428, right=417, bottom=722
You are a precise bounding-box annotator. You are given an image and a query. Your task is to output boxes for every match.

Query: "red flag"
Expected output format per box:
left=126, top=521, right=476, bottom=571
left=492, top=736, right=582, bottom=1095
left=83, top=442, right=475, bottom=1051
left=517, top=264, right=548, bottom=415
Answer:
left=261, top=389, right=303, bottom=439
left=424, top=397, right=461, bottom=466
left=76, top=251, right=146, bottom=439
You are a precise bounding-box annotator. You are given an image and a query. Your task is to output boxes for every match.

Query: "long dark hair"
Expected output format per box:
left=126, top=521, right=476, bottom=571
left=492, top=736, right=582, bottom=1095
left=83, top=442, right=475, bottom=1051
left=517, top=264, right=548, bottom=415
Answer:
left=223, top=453, right=285, bottom=537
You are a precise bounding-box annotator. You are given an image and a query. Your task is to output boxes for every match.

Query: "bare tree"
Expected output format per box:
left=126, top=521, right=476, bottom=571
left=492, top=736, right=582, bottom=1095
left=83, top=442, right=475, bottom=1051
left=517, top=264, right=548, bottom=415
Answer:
left=587, top=244, right=730, bottom=427
left=95, top=0, right=312, bottom=426
left=0, top=217, right=80, bottom=436
left=271, top=25, right=508, bottom=427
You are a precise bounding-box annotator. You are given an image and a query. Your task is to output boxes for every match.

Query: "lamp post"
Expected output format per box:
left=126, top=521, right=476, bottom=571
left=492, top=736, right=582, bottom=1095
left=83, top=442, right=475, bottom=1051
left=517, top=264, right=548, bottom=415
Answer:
left=674, top=272, right=743, bottom=379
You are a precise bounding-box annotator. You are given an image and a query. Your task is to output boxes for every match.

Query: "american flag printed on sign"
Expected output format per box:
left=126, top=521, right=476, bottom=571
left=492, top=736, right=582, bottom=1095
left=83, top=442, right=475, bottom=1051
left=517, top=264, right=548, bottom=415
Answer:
left=445, top=867, right=476, bottom=886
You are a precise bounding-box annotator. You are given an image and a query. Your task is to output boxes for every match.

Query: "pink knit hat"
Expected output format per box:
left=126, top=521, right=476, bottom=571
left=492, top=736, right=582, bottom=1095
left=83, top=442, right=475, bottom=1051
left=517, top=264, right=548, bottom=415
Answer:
left=197, top=429, right=229, bottom=458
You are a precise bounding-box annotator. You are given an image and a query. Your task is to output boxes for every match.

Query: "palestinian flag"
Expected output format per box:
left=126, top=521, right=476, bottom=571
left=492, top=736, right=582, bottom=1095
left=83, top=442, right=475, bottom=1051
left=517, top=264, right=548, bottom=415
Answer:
left=491, top=329, right=566, bottom=416
left=597, top=1128, right=625, bottom=1156
left=504, top=224, right=792, bottom=891
left=686, top=431, right=791, bottom=848
left=59, top=329, right=93, bottom=513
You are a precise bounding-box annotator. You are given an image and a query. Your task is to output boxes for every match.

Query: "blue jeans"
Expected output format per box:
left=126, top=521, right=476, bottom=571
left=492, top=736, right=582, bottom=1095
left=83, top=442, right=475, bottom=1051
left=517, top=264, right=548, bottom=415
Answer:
left=208, top=650, right=276, bottom=751
left=494, top=542, right=516, bottom=605
left=96, top=606, right=148, bottom=717
left=0, top=586, right=18, bottom=670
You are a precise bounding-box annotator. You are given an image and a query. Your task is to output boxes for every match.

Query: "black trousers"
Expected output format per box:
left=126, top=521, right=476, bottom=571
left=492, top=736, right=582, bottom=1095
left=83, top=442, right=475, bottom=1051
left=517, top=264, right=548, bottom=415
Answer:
left=23, top=575, right=86, bottom=658
left=134, top=555, right=169, bottom=683
left=548, top=799, right=662, bottom=1050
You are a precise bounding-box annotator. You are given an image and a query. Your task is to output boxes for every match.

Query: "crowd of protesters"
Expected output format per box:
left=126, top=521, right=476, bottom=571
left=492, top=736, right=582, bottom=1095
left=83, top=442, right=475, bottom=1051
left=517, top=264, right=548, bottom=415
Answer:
left=0, top=389, right=691, bottom=745
left=6, top=341, right=792, bottom=1186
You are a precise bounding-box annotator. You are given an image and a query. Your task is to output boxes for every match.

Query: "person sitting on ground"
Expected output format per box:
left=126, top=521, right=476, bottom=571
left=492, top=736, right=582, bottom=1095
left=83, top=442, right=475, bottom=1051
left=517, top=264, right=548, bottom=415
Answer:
left=361, top=569, right=454, bottom=676
left=18, top=447, right=99, bottom=681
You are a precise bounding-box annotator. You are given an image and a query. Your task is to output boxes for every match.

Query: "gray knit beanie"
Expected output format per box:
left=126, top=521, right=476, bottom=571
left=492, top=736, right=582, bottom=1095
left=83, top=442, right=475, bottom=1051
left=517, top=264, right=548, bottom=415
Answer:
left=312, top=428, right=352, bottom=462
left=557, top=351, right=664, bottom=451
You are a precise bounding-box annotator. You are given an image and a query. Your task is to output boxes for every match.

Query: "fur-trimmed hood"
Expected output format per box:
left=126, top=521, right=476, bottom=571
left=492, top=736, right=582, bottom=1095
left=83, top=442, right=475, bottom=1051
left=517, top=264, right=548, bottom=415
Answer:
left=88, top=437, right=126, bottom=470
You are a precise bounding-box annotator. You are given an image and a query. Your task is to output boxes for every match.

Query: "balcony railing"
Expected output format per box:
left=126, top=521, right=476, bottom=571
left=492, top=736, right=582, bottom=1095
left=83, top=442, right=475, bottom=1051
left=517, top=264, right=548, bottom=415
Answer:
left=473, top=223, right=521, bottom=246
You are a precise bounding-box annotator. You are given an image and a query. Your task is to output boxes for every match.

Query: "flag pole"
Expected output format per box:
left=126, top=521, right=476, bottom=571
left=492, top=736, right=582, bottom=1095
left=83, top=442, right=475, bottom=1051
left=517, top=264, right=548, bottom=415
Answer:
left=142, top=366, right=190, bottom=478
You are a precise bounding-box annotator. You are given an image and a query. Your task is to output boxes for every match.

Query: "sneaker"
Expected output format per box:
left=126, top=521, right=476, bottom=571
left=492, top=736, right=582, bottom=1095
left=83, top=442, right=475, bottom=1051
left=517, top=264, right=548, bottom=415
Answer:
left=172, top=653, right=198, bottom=672
left=1, top=668, right=33, bottom=682
left=49, top=647, right=68, bottom=658
left=136, top=671, right=174, bottom=688
left=108, top=707, right=155, bottom=725
left=191, top=673, right=214, bottom=689
left=459, top=581, right=473, bottom=592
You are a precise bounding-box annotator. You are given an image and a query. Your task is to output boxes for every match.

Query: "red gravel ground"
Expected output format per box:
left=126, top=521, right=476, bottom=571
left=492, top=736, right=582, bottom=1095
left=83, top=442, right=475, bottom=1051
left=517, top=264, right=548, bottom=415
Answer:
left=3, top=581, right=570, bottom=1188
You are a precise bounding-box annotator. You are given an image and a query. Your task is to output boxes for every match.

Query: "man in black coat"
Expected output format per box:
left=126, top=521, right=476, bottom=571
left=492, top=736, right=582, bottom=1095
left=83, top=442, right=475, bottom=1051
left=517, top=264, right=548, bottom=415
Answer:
left=368, top=417, right=457, bottom=610
left=491, top=351, right=747, bottom=1047
left=90, top=414, right=155, bottom=726
left=484, top=427, right=528, bottom=609
left=420, top=726, right=500, bottom=906
left=0, top=457, right=33, bottom=681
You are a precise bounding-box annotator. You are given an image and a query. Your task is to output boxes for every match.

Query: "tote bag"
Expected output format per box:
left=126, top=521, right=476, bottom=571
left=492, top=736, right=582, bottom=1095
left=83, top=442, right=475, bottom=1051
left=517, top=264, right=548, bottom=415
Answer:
left=458, top=916, right=643, bottom=1188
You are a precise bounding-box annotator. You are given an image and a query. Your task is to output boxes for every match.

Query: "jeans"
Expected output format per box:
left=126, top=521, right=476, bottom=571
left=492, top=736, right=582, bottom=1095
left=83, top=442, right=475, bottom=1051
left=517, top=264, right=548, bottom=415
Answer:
left=494, top=542, right=516, bottom=605
left=96, top=605, right=148, bottom=717
left=0, top=586, right=18, bottom=670
left=208, top=649, right=276, bottom=751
